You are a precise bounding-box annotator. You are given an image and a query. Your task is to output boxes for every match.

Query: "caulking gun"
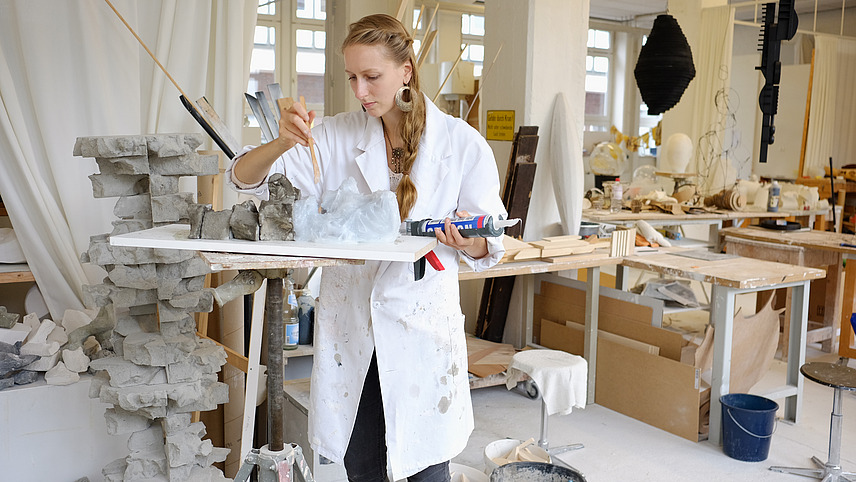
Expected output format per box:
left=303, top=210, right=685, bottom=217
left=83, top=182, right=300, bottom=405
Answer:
left=403, top=215, right=520, bottom=238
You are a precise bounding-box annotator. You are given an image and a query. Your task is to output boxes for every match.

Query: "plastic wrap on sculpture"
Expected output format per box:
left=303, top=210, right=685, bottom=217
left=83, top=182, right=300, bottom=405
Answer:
left=293, top=177, right=400, bottom=243
left=589, top=141, right=628, bottom=177
left=634, top=14, right=696, bottom=115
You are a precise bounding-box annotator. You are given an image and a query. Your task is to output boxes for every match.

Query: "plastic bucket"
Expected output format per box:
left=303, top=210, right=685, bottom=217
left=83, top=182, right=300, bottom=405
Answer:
left=490, top=462, right=586, bottom=482
left=720, top=393, right=778, bottom=462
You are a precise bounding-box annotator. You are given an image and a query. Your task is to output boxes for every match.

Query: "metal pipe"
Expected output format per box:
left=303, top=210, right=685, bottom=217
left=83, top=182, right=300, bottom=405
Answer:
left=828, top=388, right=843, bottom=467
left=266, top=277, right=285, bottom=452
left=538, top=398, right=549, bottom=449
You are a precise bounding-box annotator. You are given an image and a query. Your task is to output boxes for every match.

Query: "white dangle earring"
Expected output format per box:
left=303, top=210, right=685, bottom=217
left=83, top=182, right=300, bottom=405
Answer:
left=395, top=85, right=413, bottom=112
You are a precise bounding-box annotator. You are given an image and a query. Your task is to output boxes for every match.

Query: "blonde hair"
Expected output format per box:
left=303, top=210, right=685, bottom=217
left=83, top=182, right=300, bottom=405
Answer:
left=343, top=14, right=426, bottom=221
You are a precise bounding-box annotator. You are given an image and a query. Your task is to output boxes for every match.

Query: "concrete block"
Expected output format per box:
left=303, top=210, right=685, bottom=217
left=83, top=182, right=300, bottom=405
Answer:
left=151, top=192, right=194, bottom=224
left=200, top=210, right=231, bottom=240
left=149, top=153, right=218, bottom=177
left=89, top=173, right=149, bottom=198
left=62, top=347, right=91, bottom=373
left=149, top=174, right=180, bottom=196
left=113, top=194, right=152, bottom=220
left=74, top=135, right=147, bottom=158
left=45, top=361, right=80, bottom=385
left=145, top=133, right=204, bottom=157
left=108, top=263, right=158, bottom=290
left=95, top=155, right=150, bottom=175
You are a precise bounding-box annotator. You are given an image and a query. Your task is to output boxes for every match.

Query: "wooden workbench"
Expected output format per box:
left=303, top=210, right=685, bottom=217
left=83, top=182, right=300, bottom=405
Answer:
left=617, top=250, right=826, bottom=446
left=720, top=226, right=856, bottom=359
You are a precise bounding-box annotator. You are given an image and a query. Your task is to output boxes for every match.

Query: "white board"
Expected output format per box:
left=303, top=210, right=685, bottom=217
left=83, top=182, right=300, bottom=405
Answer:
left=110, top=224, right=437, bottom=263
left=753, top=63, right=811, bottom=179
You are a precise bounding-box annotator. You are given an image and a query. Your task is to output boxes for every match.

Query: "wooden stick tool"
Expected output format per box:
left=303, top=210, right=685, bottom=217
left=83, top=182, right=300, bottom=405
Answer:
left=278, top=96, right=320, bottom=184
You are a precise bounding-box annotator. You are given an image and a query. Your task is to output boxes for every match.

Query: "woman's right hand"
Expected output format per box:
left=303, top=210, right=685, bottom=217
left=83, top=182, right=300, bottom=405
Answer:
left=277, top=102, right=317, bottom=150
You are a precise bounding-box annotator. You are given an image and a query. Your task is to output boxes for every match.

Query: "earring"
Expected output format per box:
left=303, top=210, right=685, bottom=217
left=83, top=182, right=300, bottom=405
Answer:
left=395, top=85, right=413, bottom=112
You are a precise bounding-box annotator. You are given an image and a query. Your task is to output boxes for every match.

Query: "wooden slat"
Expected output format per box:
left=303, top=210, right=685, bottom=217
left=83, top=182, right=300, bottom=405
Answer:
left=197, top=331, right=249, bottom=373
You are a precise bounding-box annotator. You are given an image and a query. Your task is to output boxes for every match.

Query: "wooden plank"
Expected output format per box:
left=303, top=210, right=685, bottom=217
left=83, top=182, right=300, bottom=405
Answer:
left=561, top=320, right=660, bottom=355
left=541, top=319, right=701, bottom=442
left=111, top=224, right=437, bottom=263
left=0, top=265, right=35, bottom=284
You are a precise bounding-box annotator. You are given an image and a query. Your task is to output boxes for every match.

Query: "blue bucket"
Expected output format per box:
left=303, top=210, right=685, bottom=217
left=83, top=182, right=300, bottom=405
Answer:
left=720, top=393, right=778, bottom=462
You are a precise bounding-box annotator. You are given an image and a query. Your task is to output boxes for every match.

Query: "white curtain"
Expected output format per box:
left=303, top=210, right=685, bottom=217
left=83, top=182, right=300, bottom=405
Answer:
left=803, top=35, right=856, bottom=175
left=691, top=5, right=735, bottom=195
left=0, top=0, right=257, bottom=319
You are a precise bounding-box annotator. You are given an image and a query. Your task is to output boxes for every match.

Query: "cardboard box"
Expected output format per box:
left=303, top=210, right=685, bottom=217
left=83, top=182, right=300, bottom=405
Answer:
left=535, top=280, right=704, bottom=442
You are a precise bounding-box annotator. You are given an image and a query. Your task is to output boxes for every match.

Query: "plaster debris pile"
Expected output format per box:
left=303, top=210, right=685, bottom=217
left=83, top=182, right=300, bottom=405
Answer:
left=75, top=133, right=230, bottom=482
left=188, top=172, right=300, bottom=242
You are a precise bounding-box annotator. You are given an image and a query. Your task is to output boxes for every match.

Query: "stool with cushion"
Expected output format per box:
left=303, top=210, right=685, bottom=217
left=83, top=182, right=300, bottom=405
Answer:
left=769, top=360, right=856, bottom=481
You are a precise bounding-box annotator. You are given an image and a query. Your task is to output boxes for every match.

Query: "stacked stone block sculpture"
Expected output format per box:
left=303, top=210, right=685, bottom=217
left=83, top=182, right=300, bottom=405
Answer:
left=75, top=134, right=230, bottom=482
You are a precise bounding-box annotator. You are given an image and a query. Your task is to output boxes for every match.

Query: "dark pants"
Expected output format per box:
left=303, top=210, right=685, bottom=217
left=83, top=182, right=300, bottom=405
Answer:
left=344, top=353, right=451, bottom=482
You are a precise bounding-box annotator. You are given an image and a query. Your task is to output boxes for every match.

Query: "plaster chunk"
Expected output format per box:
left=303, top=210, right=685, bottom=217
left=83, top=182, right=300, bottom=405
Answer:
left=66, top=305, right=115, bottom=350
left=200, top=210, right=231, bottom=240
left=145, top=133, right=204, bottom=157
left=47, top=325, right=68, bottom=345
left=22, top=350, right=59, bottom=371
left=230, top=200, right=260, bottom=241
left=61, top=308, right=95, bottom=333
left=124, top=443, right=168, bottom=480
left=24, top=317, right=55, bottom=343
left=89, top=173, right=149, bottom=198
left=165, top=361, right=205, bottom=384
left=108, top=263, right=158, bottom=290
left=104, top=407, right=152, bottom=435
left=114, top=194, right=152, bottom=220
left=151, top=192, right=194, bottom=223
left=165, top=422, right=209, bottom=467
left=187, top=204, right=212, bottom=239
left=0, top=323, right=30, bottom=345
left=45, top=361, right=80, bottom=385
left=95, top=155, right=150, bottom=175
left=176, top=465, right=229, bottom=482
left=123, top=333, right=197, bottom=367
left=129, top=304, right=158, bottom=316
left=168, top=290, right=214, bottom=312
left=111, top=285, right=159, bottom=309
left=128, top=424, right=165, bottom=451
left=22, top=313, right=41, bottom=335
left=82, top=282, right=115, bottom=309
left=89, top=370, right=110, bottom=399
left=156, top=255, right=210, bottom=281
left=159, top=318, right=198, bottom=338
left=159, top=275, right=206, bottom=300
left=160, top=412, right=192, bottom=433
left=74, top=135, right=147, bottom=158
left=83, top=336, right=102, bottom=357
left=152, top=248, right=196, bottom=264
left=63, top=347, right=90, bottom=373
left=102, top=457, right=128, bottom=482
left=90, top=356, right=167, bottom=387
left=0, top=307, right=20, bottom=329
left=258, top=201, right=294, bottom=241
left=149, top=153, right=218, bottom=176
left=20, top=340, right=60, bottom=357
left=149, top=174, right=180, bottom=196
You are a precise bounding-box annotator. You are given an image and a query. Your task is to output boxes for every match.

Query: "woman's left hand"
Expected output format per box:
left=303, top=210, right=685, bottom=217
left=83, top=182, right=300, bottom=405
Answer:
left=433, top=211, right=489, bottom=259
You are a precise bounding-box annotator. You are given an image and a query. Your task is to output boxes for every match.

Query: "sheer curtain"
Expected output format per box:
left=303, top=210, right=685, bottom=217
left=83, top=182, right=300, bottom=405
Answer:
left=691, top=5, right=735, bottom=195
left=0, top=0, right=256, bottom=319
left=803, top=35, right=856, bottom=175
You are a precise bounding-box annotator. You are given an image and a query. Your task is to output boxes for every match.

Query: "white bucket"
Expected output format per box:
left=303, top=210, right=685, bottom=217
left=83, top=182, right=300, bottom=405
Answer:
left=449, top=462, right=488, bottom=482
left=483, top=439, right=551, bottom=475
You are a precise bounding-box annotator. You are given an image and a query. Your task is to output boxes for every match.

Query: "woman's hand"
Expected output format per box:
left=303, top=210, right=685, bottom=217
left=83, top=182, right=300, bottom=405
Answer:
left=433, top=211, right=489, bottom=259
left=277, top=102, right=317, bottom=150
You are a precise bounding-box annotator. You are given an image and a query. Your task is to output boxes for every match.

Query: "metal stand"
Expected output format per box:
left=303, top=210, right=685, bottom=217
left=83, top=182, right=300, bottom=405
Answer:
left=769, top=361, right=856, bottom=482
left=532, top=388, right=584, bottom=474
left=234, top=444, right=316, bottom=482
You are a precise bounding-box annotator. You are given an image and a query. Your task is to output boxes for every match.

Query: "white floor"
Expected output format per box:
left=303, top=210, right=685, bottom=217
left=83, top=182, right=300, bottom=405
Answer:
left=454, top=346, right=856, bottom=481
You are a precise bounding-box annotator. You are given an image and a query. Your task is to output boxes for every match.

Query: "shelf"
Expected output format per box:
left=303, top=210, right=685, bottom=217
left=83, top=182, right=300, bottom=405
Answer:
left=0, top=263, right=34, bottom=284
left=283, top=344, right=314, bottom=358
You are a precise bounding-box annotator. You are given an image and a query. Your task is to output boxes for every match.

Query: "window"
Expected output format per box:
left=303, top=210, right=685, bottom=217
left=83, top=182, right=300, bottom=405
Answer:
left=461, top=13, right=485, bottom=77
left=247, top=0, right=326, bottom=130
left=585, top=28, right=612, bottom=132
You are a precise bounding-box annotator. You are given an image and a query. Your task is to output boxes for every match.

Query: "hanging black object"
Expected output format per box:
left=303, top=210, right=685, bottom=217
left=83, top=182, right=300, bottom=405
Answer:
left=634, top=14, right=696, bottom=115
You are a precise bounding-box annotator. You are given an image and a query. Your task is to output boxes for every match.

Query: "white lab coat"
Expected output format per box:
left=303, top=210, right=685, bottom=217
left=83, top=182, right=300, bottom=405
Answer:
left=227, top=97, right=506, bottom=480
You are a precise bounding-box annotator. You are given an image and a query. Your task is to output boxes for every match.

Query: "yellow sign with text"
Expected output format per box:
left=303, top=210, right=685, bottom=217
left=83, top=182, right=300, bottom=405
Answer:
left=485, top=110, right=515, bottom=141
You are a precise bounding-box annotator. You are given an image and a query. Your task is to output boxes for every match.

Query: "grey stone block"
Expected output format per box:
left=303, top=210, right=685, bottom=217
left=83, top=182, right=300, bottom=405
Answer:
left=74, top=135, right=147, bottom=158
left=230, top=200, right=259, bottom=241
left=0, top=376, right=15, bottom=390
left=149, top=174, right=180, bottom=196
left=123, top=333, right=196, bottom=367
left=89, top=173, right=149, bottom=198
left=112, top=285, right=159, bottom=309
left=160, top=412, right=192, bottom=433
left=268, top=173, right=299, bottom=203
left=165, top=422, right=208, bottom=467
left=102, top=457, right=128, bottom=482
left=159, top=317, right=198, bottom=338
left=127, top=424, right=165, bottom=452
left=151, top=192, right=194, bottom=223
left=83, top=283, right=115, bottom=309
left=0, top=340, right=21, bottom=354
left=124, top=443, right=168, bottom=480
left=187, top=204, right=212, bottom=239
left=258, top=201, right=294, bottom=241
left=90, top=356, right=167, bottom=388
left=156, top=301, right=191, bottom=323
left=0, top=352, right=39, bottom=376
left=156, top=255, right=210, bottom=281
left=167, top=290, right=214, bottom=313
left=145, top=133, right=204, bottom=157
left=108, top=263, right=158, bottom=290
left=200, top=210, right=231, bottom=240
left=114, top=194, right=152, bottom=220
left=129, top=304, right=158, bottom=316
left=157, top=275, right=206, bottom=300
left=149, top=153, right=219, bottom=177
left=13, top=369, right=39, bottom=385
left=110, top=219, right=153, bottom=236
left=152, top=248, right=196, bottom=265
left=95, top=155, right=150, bottom=175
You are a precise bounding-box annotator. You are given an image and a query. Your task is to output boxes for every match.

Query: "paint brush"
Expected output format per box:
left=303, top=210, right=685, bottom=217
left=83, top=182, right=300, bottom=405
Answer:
left=277, top=96, right=320, bottom=184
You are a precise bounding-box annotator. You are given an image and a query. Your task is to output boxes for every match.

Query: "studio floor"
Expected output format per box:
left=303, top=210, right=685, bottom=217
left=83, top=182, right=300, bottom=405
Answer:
left=454, top=345, right=856, bottom=481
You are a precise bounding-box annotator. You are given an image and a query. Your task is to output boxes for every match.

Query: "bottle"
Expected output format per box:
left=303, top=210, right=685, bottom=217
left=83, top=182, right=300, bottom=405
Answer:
left=767, top=180, right=780, bottom=212
left=609, top=178, right=623, bottom=214
left=284, top=279, right=299, bottom=350
left=296, top=287, right=315, bottom=345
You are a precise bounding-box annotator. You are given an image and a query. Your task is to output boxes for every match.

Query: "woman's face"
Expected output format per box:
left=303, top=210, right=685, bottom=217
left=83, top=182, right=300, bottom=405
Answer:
left=344, top=43, right=411, bottom=118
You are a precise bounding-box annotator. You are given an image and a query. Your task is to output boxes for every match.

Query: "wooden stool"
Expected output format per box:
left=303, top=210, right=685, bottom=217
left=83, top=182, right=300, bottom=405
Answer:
left=769, top=361, right=856, bottom=481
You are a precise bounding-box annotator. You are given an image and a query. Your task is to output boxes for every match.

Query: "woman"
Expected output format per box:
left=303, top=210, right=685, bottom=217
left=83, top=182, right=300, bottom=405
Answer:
left=228, top=14, right=506, bottom=482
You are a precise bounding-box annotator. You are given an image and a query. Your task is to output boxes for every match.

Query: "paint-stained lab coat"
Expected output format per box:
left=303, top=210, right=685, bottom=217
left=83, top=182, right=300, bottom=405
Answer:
left=227, top=97, right=506, bottom=480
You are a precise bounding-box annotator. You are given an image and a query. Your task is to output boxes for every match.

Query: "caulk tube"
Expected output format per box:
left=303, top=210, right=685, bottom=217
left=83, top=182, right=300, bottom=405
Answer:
left=407, top=215, right=519, bottom=238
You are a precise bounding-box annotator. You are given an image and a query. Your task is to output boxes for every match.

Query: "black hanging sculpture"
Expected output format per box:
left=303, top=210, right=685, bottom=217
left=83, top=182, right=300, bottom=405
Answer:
left=756, top=0, right=798, bottom=163
left=634, top=14, right=696, bottom=115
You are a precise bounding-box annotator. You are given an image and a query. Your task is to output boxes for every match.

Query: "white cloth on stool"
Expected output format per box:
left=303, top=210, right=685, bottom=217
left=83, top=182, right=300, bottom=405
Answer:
left=505, top=349, right=587, bottom=415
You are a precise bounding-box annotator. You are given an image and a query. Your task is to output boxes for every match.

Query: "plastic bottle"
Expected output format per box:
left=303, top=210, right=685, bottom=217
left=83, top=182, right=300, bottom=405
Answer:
left=609, top=178, right=623, bottom=213
left=767, top=180, right=780, bottom=212
left=296, top=287, right=315, bottom=345
left=284, top=279, right=299, bottom=350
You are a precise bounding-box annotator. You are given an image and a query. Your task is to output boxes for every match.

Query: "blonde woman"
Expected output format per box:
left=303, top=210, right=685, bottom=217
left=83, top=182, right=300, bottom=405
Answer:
left=228, top=14, right=506, bottom=481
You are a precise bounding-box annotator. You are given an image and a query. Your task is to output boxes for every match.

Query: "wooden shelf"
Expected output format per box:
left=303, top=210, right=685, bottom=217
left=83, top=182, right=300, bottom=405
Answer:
left=0, top=263, right=34, bottom=284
